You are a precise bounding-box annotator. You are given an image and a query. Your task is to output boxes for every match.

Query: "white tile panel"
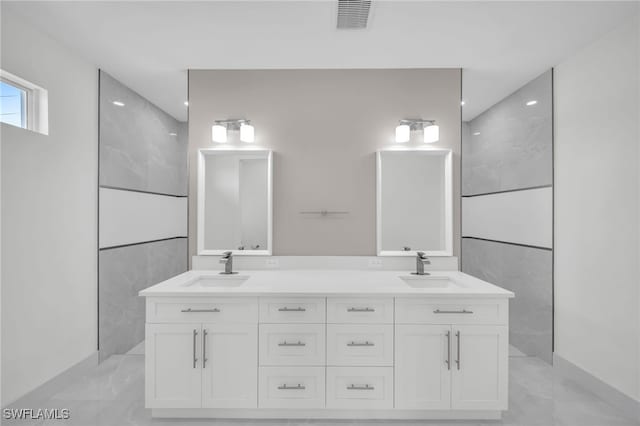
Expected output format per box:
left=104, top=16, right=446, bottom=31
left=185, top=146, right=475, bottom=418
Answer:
left=99, top=188, right=187, bottom=248
left=462, top=187, right=552, bottom=249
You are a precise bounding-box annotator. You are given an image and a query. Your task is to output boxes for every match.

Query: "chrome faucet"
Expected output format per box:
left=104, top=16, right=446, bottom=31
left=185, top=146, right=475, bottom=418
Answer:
left=412, top=251, right=431, bottom=275
left=219, top=251, right=236, bottom=275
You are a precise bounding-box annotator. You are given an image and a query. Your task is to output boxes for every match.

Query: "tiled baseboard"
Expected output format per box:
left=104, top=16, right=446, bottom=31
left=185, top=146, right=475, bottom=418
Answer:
left=553, top=353, right=640, bottom=422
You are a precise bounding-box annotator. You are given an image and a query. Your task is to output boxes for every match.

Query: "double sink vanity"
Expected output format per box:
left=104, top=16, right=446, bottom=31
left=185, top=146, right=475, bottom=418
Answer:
left=140, top=268, right=513, bottom=420
left=139, top=147, right=514, bottom=419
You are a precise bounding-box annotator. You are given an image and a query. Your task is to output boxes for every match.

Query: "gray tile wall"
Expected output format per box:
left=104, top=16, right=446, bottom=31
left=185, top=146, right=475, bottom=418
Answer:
left=99, top=71, right=187, bottom=196
left=462, top=238, right=553, bottom=363
left=462, top=70, right=553, bottom=363
left=462, top=70, right=552, bottom=195
left=99, top=238, right=187, bottom=361
left=98, top=71, right=188, bottom=360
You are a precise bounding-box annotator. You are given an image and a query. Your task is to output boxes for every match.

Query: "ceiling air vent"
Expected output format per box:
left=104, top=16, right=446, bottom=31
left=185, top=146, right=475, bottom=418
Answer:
left=337, top=0, right=372, bottom=29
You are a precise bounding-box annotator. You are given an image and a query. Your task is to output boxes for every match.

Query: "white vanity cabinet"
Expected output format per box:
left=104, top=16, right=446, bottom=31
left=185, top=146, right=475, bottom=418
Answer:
left=144, top=298, right=259, bottom=409
left=395, top=298, right=509, bottom=411
left=142, top=284, right=512, bottom=420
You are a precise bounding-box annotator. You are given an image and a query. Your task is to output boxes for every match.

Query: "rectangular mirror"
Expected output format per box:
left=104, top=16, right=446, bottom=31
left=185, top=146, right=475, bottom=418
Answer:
left=197, top=149, right=272, bottom=255
left=377, top=149, right=453, bottom=256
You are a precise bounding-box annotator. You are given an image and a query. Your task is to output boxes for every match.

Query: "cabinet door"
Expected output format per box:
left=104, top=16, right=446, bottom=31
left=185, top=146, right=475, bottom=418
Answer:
left=145, top=323, right=202, bottom=408
left=201, top=323, right=258, bottom=408
left=451, top=325, right=508, bottom=410
left=395, top=325, right=452, bottom=409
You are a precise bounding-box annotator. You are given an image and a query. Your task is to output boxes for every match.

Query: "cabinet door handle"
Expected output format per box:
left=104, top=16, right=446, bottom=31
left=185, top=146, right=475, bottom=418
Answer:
left=202, top=329, right=208, bottom=369
left=278, top=307, right=306, bottom=312
left=347, top=341, right=374, bottom=347
left=278, top=341, right=306, bottom=347
left=445, top=330, right=451, bottom=370
left=347, top=307, right=375, bottom=312
left=433, top=309, right=473, bottom=314
left=181, top=308, right=220, bottom=313
left=278, top=384, right=305, bottom=390
left=192, top=329, right=198, bottom=369
left=347, top=384, right=374, bottom=390
left=456, top=330, right=461, bottom=370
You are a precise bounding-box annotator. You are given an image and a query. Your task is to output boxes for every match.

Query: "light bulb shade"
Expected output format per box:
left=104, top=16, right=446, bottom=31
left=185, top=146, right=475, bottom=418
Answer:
left=395, top=124, right=410, bottom=143
left=240, top=123, right=255, bottom=142
left=424, top=124, right=439, bottom=143
left=212, top=124, right=227, bottom=143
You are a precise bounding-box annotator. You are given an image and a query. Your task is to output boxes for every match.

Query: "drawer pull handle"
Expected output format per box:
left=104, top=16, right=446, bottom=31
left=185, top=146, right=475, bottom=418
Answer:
left=445, top=330, right=451, bottom=370
left=348, top=307, right=375, bottom=312
left=202, top=329, right=208, bottom=369
left=278, top=307, right=306, bottom=312
left=278, top=341, right=306, bottom=347
left=347, top=341, right=374, bottom=347
left=433, top=309, right=473, bottom=314
left=347, top=384, right=374, bottom=391
left=456, top=330, right=461, bottom=370
left=181, top=308, right=220, bottom=313
left=278, top=384, right=305, bottom=390
left=192, top=329, right=198, bottom=369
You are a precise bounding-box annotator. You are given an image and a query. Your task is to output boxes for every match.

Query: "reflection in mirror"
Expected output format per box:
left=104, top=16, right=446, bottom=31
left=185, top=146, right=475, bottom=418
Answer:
left=197, top=149, right=272, bottom=255
left=377, top=149, right=453, bottom=256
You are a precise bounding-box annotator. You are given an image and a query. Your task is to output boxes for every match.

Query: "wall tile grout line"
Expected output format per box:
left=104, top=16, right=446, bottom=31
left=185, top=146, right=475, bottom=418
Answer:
left=99, top=184, right=188, bottom=198
left=461, top=184, right=552, bottom=198
left=462, top=236, right=552, bottom=251
left=99, top=236, right=188, bottom=251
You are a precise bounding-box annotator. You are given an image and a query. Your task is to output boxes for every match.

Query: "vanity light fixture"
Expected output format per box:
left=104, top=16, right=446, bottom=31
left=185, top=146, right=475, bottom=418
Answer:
left=240, top=122, right=255, bottom=143
left=211, top=124, right=227, bottom=143
left=211, top=119, right=255, bottom=143
left=395, top=124, right=411, bottom=143
left=526, top=100, right=538, bottom=106
left=395, top=119, right=439, bottom=143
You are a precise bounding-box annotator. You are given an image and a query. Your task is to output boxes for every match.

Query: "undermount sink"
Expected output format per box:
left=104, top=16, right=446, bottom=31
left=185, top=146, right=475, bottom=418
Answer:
left=184, top=275, right=250, bottom=288
left=399, top=275, right=458, bottom=288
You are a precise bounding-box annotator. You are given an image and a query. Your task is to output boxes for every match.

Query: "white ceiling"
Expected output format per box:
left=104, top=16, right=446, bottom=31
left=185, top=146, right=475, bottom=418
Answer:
left=5, top=1, right=638, bottom=121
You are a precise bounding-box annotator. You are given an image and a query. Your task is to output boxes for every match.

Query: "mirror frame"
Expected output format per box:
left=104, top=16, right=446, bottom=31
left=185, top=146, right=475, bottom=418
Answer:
left=376, top=148, right=453, bottom=257
left=197, top=148, right=273, bottom=256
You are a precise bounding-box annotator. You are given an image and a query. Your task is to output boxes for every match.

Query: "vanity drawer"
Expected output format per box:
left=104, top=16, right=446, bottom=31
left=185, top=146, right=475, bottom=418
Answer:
left=259, top=324, right=325, bottom=366
left=259, top=366, right=325, bottom=409
left=326, top=367, right=393, bottom=409
left=327, top=324, right=393, bottom=366
left=146, top=297, right=258, bottom=323
left=395, top=298, right=508, bottom=325
left=327, top=297, right=393, bottom=323
left=259, top=297, right=325, bottom=323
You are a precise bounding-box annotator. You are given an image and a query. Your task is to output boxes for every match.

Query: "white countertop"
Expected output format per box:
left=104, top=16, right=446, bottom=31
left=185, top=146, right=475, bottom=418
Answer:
left=139, top=269, right=515, bottom=298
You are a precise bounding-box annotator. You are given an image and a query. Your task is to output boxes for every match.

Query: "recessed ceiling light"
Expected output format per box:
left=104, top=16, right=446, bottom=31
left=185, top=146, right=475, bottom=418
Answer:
left=526, top=100, right=538, bottom=106
left=461, top=101, right=466, bottom=106
left=169, top=132, right=177, bottom=136
left=473, top=132, right=481, bottom=136
left=112, top=101, right=125, bottom=107
left=184, top=101, right=189, bottom=106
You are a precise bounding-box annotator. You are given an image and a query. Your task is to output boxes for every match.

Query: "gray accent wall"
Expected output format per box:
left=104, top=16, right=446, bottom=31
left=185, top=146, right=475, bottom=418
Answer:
left=98, top=71, right=188, bottom=361
left=99, top=72, right=188, bottom=195
left=462, top=69, right=553, bottom=363
left=463, top=71, right=553, bottom=195
left=188, top=69, right=462, bottom=258
left=462, top=238, right=553, bottom=363
left=99, top=238, right=187, bottom=357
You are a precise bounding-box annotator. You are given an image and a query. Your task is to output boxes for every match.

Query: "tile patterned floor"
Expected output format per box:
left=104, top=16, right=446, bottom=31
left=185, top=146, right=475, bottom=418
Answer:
left=4, top=351, right=638, bottom=426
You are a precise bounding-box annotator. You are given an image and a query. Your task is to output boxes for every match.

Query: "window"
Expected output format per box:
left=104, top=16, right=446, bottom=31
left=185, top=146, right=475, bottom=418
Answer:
left=0, top=78, right=28, bottom=129
left=0, top=70, right=48, bottom=135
